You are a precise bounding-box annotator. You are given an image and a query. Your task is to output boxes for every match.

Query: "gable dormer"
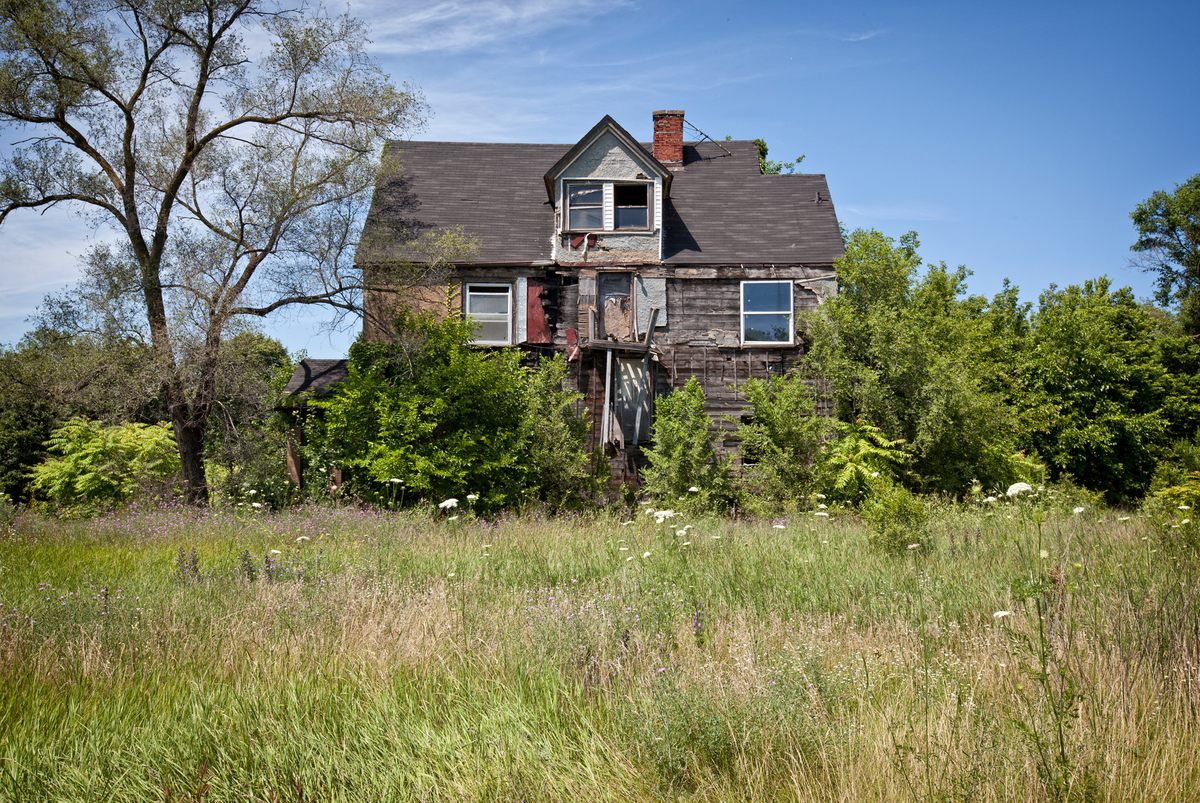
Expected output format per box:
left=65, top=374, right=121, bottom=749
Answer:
left=544, top=114, right=673, bottom=264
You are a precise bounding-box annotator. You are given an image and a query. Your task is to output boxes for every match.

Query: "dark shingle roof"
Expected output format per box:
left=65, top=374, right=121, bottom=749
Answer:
left=282, top=359, right=349, bottom=396
left=357, top=138, right=843, bottom=267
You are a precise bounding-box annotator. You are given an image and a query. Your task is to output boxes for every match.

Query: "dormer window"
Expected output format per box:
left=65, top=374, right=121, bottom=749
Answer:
left=566, top=182, right=603, bottom=230
left=614, top=183, right=649, bottom=229
left=564, top=180, right=653, bottom=232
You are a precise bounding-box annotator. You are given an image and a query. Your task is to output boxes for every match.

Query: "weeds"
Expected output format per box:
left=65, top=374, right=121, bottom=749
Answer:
left=1, top=506, right=1197, bottom=800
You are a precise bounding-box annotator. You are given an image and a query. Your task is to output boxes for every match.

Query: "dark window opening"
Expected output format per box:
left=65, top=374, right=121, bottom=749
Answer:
left=614, top=183, right=649, bottom=230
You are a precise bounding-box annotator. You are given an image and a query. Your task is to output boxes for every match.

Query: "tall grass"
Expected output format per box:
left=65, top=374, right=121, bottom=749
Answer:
left=1, top=503, right=1197, bottom=800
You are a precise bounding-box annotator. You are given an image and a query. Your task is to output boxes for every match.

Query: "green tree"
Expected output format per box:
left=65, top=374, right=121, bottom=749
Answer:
left=0, top=0, right=428, bottom=504
left=1016, top=279, right=1174, bottom=505
left=736, top=371, right=827, bottom=509
left=1131, top=174, right=1200, bottom=335
left=807, top=229, right=1027, bottom=495
left=641, top=378, right=735, bottom=511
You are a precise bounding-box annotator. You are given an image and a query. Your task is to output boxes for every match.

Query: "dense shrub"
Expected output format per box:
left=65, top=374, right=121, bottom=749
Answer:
left=861, top=482, right=929, bottom=554
left=303, top=313, right=593, bottom=512
left=735, top=371, right=827, bottom=511
left=29, top=418, right=179, bottom=512
left=641, top=378, right=735, bottom=512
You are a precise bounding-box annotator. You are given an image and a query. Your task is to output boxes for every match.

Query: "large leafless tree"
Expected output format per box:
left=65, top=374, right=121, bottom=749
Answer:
left=0, top=0, right=440, bottom=503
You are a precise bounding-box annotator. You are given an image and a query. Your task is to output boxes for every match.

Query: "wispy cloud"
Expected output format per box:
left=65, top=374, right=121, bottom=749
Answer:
left=842, top=203, right=948, bottom=223
left=352, top=0, right=630, bottom=55
left=838, top=29, right=885, bottom=43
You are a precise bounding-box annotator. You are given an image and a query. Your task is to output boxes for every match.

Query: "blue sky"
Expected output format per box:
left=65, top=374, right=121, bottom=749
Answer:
left=1, top=0, right=1196, bottom=354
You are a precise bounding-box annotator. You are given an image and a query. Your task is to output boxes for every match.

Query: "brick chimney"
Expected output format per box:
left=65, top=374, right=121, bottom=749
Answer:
left=652, top=109, right=684, bottom=165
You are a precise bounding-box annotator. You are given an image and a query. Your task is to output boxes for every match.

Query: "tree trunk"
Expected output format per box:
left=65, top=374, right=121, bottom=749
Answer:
left=173, top=409, right=209, bottom=506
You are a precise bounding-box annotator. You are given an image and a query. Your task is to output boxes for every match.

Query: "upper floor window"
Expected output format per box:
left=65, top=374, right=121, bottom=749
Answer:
left=465, top=283, right=512, bottom=345
left=566, top=182, right=603, bottom=230
left=741, top=281, right=793, bottom=345
left=564, top=180, right=652, bottom=232
left=614, top=183, right=649, bottom=229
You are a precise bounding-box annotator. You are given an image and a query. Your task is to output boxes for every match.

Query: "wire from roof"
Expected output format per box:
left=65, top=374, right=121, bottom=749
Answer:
left=682, top=119, right=733, bottom=158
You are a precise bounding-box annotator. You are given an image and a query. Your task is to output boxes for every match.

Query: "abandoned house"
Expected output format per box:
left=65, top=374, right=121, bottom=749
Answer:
left=284, top=110, right=844, bottom=480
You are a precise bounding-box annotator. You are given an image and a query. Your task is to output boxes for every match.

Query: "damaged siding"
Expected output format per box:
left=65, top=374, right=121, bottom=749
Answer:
left=552, top=130, right=661, bottom=266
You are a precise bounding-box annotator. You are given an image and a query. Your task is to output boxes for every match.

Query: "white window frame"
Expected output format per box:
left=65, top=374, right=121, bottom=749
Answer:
left=464, top=283, right=512, bottom=346
left=562, top=179, right=653, bottom=233
left=740, top=280, right=794, bottom=346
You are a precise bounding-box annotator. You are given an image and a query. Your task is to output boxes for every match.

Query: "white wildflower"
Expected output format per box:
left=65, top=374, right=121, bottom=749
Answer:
left=907, top=543, right=921, bottom=550
left=248, top=489, right=257, bottom=495
left=993, top=610, right=1011, bottom=619
left=448, top=515, right=459, bottom=522
left=984, top=496, right=998, bottom=504
left=250, top=502, right=264, bottom=509
left=681, top=541, right=692, bottom=547
left=870, top=471, right=880, bottom=478
left=295, top=536, right=310, bottom=543
left=814, top=511, right=830, bottom=518
left=1118, top=516, right=1131, bottom=522
left=1039, top=549, right=1050, bottom=559
left=389, top=478, right=403, bottom=484
left=772, top=524, right=786, bottom=529
left=269, top=549, right=281, bottom=555
left=687, top=486, right=700, bottom=493
left=466, top=494, right=479, bottom=502
left=447, top=572, right=456, bottom=579
left=676, top=529, right=688, bottom=537
left=815, top=493, right=827, bottom=500
left=621, top=520, right=635, bottom=526
left=619, top=546, right=629, bottom=552
left=1178, top=504, right=1191, bottom=511
left=1072, top=506, right=1085, bottom=515
left=1182, top=519, right=1192, bottom=526
left=438, top=498, right=459, bottom=510
left=626, top=556, right=634, bottom=562
left=1006, top=482, right=1033, bottom=497
left=642, top=551, right=652, bottom=559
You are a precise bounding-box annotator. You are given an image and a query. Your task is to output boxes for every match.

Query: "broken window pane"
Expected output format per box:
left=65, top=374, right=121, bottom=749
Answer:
left=569, top=206, right=603, bottom=230
left=614, top=183, right=649, bottom=230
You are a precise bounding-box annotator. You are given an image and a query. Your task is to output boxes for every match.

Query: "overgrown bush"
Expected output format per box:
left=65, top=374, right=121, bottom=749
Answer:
left=735, top=371, right=826, bottom=512
left=29, top=418, right=179, bottom=512
left=303, top=313, right=594, bottom=512
left=641, top=378, right=735, bottom=512
left=861, top=482, right=929, bottom=553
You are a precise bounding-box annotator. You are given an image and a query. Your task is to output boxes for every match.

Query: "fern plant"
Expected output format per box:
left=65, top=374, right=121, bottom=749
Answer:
left=818, top=420, right=909, bottom=504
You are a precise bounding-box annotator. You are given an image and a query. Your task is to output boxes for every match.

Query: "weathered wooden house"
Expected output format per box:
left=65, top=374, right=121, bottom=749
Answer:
left=287, top=110, right=843, bottom=479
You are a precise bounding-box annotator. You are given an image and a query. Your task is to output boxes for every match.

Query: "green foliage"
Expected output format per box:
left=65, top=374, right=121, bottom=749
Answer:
left=304, top=313, right=592, bottom=512
left=818, top=420, right=909, bottom=504
left=29, top=418, right=180, bottom=512
left=205, top=332, right=295, bottom=509
left=1131, top=174, right=1200, bottom=335
left=736, top=371, right=827, bottom=510
left=520, top=354, right=604, bottom=509
left=808, top=230, right=1026, bottom=496
left=642, top=378, right=735, bottom=512
left=1016, top=279, right=1172, bottom=505
left=860, top=482, right=929, bottom=554
left=753, top=138, right=804, bottom=175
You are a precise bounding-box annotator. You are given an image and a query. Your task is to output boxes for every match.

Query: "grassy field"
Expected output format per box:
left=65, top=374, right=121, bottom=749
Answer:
left=1, top=502, right=1198, bottom=801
